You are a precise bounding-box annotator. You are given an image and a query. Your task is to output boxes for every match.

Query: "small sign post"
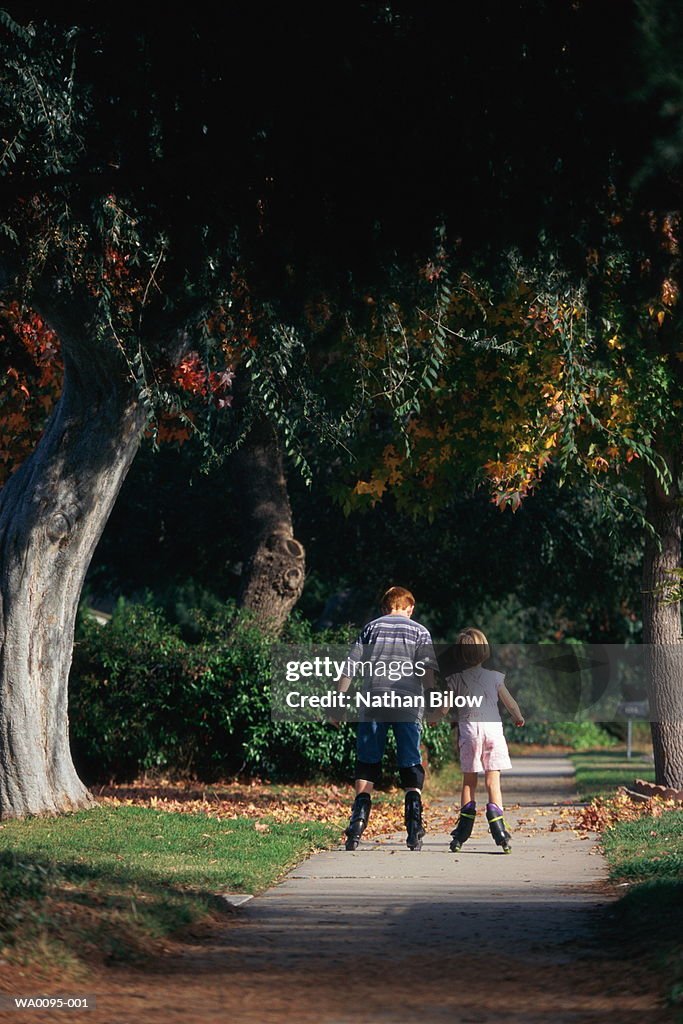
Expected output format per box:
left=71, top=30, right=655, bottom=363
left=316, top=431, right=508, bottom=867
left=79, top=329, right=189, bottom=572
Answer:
left=616, top=701, right=650, bottom=759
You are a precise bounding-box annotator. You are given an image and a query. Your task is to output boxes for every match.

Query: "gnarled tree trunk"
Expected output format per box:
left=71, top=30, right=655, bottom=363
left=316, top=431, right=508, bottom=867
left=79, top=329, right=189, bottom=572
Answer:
left=234, top=419, right=305, bottom=635
left=642, top=456, right=683, bottom=789
left=0, top=309, right=148, bottom=818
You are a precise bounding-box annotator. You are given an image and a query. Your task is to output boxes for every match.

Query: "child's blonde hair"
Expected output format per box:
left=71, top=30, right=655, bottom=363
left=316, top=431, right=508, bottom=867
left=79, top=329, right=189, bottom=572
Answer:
left=456, top=627, right=490, bottom=666
left=380, top=586, right=415, bottom=614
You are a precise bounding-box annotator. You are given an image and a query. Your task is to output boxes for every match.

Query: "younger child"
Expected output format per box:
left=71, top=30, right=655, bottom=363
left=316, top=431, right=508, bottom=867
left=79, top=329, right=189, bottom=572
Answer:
left=445, top=627, right=524, bottom=854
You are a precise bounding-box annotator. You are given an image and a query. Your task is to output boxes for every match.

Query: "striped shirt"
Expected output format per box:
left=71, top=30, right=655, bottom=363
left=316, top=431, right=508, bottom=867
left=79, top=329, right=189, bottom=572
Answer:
left=345, top=614, right=438, bottom=701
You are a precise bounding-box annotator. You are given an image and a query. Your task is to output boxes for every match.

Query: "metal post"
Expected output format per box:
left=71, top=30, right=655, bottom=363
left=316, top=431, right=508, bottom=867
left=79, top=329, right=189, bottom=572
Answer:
left=627, top=719, right=632, bottom=760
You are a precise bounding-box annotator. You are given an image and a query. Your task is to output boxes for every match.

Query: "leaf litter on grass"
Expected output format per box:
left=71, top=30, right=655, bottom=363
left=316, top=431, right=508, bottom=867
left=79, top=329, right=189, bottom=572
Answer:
left=95, top=778, right=605, bottom=843
left=95, top=778, right=416, bottom=842
left=573, top=788, right=683, bottom=833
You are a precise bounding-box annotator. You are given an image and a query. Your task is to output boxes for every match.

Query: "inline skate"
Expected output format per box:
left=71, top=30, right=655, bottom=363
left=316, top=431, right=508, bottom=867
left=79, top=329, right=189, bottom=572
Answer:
left=405, top=791, right=425, bottom=851
left=486, top=802, right=512, bottom=853
left=344, top=793, right=371, bottom=850
left=449, top=800, right=477, bottom=852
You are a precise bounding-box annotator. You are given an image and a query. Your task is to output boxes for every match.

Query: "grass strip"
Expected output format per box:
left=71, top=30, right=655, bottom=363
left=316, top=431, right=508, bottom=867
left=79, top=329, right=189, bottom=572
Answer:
left=0, top=805, right=339, bottom=971
left=571, top=747, right=682, bottom=1007
left=601, top=810, right=683, bottom=1009
left=602, top=810, right=683, bottom=881
left=570, top=748, right=655, bottom=801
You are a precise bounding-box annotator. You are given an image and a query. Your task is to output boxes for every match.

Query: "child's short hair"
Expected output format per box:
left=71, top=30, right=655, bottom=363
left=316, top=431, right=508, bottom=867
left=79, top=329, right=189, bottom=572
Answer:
left=380, top=586, right=415, bottom=614
left=456, top=627, right=490, bottom=666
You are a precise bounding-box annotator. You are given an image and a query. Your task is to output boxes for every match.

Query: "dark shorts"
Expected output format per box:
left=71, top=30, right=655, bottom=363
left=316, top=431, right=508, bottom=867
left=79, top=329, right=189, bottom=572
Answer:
left=356, top=720, right=422, bottom=767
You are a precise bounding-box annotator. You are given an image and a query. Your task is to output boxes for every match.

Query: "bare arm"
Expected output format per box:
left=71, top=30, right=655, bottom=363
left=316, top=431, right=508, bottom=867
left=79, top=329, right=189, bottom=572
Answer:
left=337, top=675, right=352, bottom=694
left=421, top=667, right=448, bottom=725
left=422, top=666, right=436, bottom=691
left=327, top=674, right=352, bottom=727
left=431, top=671, right=458, bottom=719
left=498, top=683, right=525, bottom=727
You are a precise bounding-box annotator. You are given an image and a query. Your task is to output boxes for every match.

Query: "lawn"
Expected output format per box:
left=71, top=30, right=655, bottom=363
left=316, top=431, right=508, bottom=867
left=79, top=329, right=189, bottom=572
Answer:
left=572, top=732, right=683, bottom=1011
left=601, top=810, right=683, bottom=1009
left=570, top=748, right=655, bottom=801
left=0, top=805, right=339, bottom=972
left=602, top=809, right=683, bottom=881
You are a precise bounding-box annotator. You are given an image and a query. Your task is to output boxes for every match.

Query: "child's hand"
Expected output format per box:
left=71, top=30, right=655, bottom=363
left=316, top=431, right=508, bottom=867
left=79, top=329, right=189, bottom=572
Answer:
left=515, top=717, right=525, bottom=727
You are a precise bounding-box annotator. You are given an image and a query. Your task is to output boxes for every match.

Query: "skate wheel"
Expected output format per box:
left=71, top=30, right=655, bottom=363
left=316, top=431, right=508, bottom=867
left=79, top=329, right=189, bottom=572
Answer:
left=407, top=841, right=423, bottom=851
left=449, top=841, right=462, bottom=853
left=503, top=845, right=511, bottom=854
left=345, top=839, right=359, bottom=851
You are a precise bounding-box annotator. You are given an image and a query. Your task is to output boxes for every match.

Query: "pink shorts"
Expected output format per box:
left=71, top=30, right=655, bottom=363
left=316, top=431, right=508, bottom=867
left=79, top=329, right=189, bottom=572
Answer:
left=458, top=720, right=512, bottom=773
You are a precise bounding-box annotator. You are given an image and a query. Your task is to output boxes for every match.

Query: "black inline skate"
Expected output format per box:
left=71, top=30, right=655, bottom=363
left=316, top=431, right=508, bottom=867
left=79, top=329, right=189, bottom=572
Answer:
left=344, top=793, right=372, bottom=850
left=449, top=800, right=477, bottom=852
left=486, top=802, right=512, bottom=853
left=405, top=790, right=425, bottom=851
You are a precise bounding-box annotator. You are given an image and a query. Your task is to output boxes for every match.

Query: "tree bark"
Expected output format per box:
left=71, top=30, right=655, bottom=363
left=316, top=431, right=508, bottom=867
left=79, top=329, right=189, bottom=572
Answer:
left=642, top=455, right=683, bottom=789
left=0, top=308, right=148, bottom=818
left=234, top=420, right=305, bottom=636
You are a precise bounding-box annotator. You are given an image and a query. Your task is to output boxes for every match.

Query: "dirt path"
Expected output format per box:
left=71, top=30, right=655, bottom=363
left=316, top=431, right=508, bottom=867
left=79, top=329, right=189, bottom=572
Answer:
left=2, top=757, right=675, bottom=1024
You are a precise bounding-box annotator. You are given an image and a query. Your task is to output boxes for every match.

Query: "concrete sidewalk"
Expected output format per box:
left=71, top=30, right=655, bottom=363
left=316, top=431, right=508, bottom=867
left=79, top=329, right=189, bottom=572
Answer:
left=223, top=756, right=667, bottom=1023
left=241, top=757, right=601, bottom=964
left=84, top=757, right=674, bottom=1024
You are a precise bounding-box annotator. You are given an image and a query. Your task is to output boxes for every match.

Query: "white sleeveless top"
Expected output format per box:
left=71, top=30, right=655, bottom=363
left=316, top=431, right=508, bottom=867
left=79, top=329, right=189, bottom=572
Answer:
left=447, top=666, right=505, bottom=723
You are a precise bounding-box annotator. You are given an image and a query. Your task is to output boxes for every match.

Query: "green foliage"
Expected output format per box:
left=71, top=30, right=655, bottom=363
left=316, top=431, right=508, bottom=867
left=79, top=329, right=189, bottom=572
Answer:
left=288, top=466, right=645, bottom=647
left=70, top=596, right=453, bottom=782
left=421, top=721, right=454, bottom=770
left=70, top=598, right=358, bottom=782
left=551, top=721, right=618, bottom=750
left=504, top=720, right=618, bottom=749
left=0, top=12, right=80, bottom=179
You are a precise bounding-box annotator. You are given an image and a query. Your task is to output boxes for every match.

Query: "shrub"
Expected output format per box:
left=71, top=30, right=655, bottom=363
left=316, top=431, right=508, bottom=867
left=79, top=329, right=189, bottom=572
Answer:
left=421, top=721, right=454, bottom=770
left=70, top=597, right=455, bottom=783
left=70, top=599, right=366, bottom=782
left=503, top=719, right=618, bottom=749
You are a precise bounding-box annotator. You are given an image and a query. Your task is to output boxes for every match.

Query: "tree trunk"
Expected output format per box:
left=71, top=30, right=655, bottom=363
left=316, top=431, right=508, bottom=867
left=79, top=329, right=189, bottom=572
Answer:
left=234, top=420, right=305, bottom=635
left=642, top=456, right=683, bottom=789
left=0, top=312, right=148, bottom=818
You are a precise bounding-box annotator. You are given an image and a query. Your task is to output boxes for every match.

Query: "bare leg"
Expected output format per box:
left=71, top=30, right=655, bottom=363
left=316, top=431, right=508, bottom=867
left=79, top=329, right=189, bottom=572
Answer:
left=460, top=772, right=478, bottom=805
left=355, top=779, right=374, bottom=795
left=485, top=770, right=503, bottom=807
